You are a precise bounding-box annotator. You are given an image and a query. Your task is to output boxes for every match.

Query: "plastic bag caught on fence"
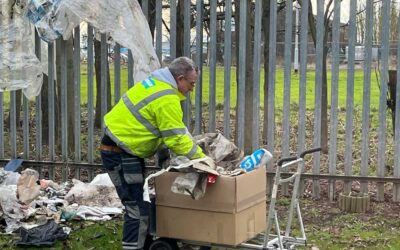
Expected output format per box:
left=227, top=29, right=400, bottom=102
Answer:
left=25, top=0, right=79, bottom=42
left=26, top=0, right=160, bottom=83
left=0, top=0, right=43, bottom=99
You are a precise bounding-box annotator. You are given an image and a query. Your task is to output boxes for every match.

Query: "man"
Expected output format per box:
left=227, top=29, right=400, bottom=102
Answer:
left=100, top=56, right=206, bottom=250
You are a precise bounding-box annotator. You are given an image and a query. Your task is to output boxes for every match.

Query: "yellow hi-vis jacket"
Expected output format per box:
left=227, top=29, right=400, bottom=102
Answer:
left=103, top=76, right=205, bottom=159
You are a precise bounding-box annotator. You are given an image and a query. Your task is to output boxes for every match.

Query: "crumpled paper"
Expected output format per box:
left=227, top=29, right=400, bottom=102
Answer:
left=171, top=172, right=208, bottom=200
left=195, top=133, right=244, bottom=171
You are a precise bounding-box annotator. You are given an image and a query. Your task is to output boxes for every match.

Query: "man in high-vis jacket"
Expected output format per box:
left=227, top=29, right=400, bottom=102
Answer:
left=100, top=57, right=205, bottom=250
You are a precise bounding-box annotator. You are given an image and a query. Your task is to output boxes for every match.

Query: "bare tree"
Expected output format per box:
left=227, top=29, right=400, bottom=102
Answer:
left=94, top=37, right=111, bottom=129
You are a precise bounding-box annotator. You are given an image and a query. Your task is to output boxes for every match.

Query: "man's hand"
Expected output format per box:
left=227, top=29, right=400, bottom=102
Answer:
left=156, top=147, right=170, bottom=168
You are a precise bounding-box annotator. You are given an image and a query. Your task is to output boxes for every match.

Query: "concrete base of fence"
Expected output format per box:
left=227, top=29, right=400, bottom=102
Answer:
left=338, top=192, right=370, bottom=213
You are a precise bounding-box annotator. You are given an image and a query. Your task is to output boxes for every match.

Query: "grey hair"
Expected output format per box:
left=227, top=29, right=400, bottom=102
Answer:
left=168, top=57, right=198, bottom=79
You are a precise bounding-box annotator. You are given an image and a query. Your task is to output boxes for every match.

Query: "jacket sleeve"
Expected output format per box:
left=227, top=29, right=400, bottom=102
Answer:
left=153, top=96, right=205, bottom=159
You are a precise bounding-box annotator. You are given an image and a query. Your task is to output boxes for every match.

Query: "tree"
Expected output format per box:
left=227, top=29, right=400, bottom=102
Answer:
left=94, top=36, right=111, bottom=129
left=304, top=0, right=337, bottom=154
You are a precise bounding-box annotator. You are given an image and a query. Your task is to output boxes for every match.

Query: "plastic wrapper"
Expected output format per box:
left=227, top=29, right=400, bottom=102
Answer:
left=239, top=148, right=273, bottom=172
left=0, top=0, right=43, bottom=98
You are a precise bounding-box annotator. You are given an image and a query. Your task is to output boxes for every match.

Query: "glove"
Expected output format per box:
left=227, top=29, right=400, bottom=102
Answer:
left=156, top=147, right=170, bottom=168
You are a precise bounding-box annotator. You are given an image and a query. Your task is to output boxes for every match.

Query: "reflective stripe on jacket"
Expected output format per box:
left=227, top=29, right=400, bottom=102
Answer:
left=104, top=78, right=205, bottom=159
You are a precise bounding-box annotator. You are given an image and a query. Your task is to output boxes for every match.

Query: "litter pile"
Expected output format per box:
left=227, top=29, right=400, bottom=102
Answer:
left=0, top=168, right=123, bottom=246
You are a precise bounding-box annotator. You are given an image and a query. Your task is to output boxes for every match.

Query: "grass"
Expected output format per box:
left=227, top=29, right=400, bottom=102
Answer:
left=299, top=200, right=400, bottom=250
left=3, top=198, right=399, bottom=250
left=1, top=65, right=381, bottom=110
left=0, top=219, right=124, bottom=250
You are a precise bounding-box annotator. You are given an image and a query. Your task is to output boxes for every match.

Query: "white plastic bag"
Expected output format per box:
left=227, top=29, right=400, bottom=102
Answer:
left=0, top=0, right=43, bottom=98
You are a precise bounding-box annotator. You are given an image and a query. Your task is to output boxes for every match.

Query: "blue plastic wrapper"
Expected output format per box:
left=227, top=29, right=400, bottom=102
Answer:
left=239, top=148, right=273, bottom=172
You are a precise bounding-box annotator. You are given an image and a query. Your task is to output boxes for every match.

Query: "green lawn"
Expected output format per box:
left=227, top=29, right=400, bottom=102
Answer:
left=1, top=65, right=381, bottom=109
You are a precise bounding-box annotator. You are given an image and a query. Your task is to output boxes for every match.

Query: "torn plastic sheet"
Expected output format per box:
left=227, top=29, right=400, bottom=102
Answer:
left=26, top=0, right=160, bottom=83
left=0, top=168, right=21, bottom=186
left=0, top=185, right=27, bottom=233
left=0, top=0, right=43, bottom=99
left=73, top=205, right=122, bottom=221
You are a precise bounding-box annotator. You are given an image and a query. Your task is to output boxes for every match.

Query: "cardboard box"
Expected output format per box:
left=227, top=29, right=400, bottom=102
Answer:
left=156, top=201, right=266, bottom=245
left=154, top=167, right=267, bottom=245
left=155, top=167, right=266, bottom=213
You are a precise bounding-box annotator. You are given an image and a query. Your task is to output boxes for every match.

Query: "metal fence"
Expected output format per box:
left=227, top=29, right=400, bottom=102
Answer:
left=1, top=0, right=400, bottom=202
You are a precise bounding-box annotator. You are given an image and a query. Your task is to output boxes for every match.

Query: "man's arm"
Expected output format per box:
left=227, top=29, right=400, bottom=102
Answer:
left=153, top=96, right=205, bottom=159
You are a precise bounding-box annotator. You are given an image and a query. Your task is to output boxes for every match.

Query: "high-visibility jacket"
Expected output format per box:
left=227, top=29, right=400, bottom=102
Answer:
left=104, top=76, right=205, bottom=159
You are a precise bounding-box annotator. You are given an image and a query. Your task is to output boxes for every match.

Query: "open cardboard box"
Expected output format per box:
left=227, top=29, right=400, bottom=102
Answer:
left=155, top=167, right=267, bottom=245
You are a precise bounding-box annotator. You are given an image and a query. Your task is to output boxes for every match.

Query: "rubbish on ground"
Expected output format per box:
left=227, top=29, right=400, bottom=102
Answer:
left=72, top=205, right=123, bottom=221
left=0, top=185, right=26, bottom=233
left=40, top=179, right=61, bottom=190
left=17, top=168, right=41, bottom=205
left=14, top=220, right=68, bottom=247
left=0, top=169, right=21, bottom=186
left=4, top=159, right=24, bottom=172
left=0, top=167, right=123, bottom=234
left=64, top=178, right=122, bottom=208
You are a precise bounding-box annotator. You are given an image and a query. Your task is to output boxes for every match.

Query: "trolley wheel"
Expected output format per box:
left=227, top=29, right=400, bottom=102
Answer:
left=148, top=238, right=179, bottom=250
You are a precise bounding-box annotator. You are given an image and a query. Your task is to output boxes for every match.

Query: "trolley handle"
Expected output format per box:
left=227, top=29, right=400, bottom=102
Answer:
left=299, top=147, right=322, bottom=158
left=277, top=156, right=298, bottom=166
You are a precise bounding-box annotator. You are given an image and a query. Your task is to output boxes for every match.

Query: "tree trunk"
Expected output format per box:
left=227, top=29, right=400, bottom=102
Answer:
left=66, top=36, right=75, bottom=153
left=176, top=0, right=184, bottom=57
left=55, top=39, right=63, bottom=152
left=41, top=74, right=49, bottom=145
left=321, top=44, right=328, bottom=154
left=138, top=0, right=156, bottom=39
left=244, top=2, right=255, bottom=154
left=94, top=37, right=112, bottom=128
left=6, top=90, right=21, bottom=129
left=262, top=3, right=270, bottom=145
left=234, top=1, right=255, bottom=154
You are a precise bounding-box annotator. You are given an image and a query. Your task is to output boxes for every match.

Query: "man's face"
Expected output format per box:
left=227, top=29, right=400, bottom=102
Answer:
left=177, top=69, right=197, bottom=95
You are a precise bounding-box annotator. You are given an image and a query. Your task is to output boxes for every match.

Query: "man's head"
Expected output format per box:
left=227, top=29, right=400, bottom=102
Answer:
left=168, top=57, right=198, bottom=95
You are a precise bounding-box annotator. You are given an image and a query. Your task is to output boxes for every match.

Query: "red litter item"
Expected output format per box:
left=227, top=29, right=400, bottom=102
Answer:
left=207, top=174, right=218, bottom=185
